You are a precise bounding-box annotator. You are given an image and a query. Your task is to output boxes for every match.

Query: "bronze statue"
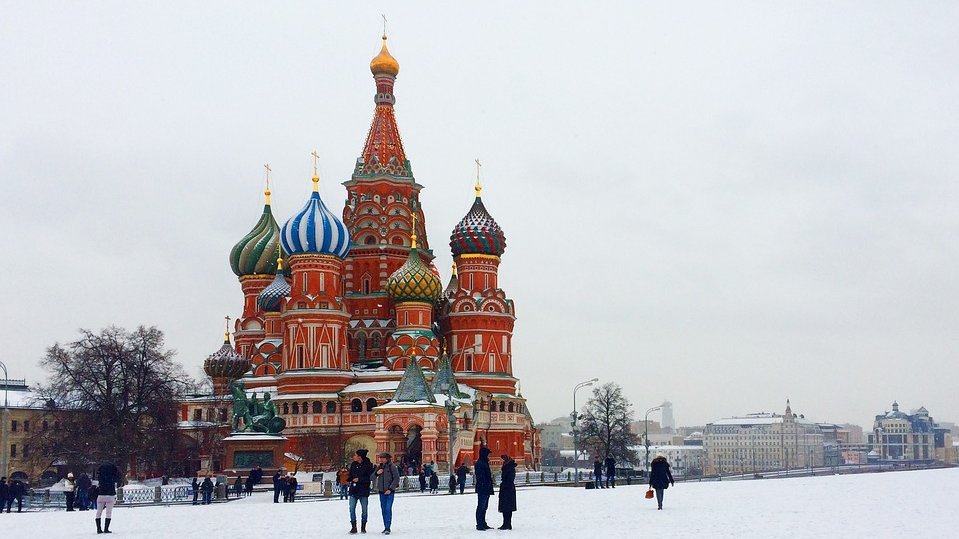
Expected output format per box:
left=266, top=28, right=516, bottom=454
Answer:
left=230, top=381, right=285, bottom=433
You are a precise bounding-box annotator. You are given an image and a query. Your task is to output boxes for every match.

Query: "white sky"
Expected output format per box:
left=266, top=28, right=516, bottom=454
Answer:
left=1, top=2, right=957, bottom=427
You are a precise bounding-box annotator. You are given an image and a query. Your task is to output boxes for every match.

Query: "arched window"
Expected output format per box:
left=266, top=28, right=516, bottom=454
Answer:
left=490, top=400, right=496, bottom=412
left=366, top=398, right=377, bottom=412
left=364, top=236, right=376, bottom=245
left=508, top=402, right=514, bottom=413
left=499, top=401, right=505, bottom=412
left=302, top=402, right=308, bottom=415
left=363, top=278, right=371, bottom=294
left=283, top=403, right=290, bottom=415
left=312, top=401, right=322, bottom=414
left=292, top=402, right=300, bottom=414
left=391, top=236, right=404, bottom=246
left=326, top=401, right=337, bottom=414
left=371, top=333, right=381, bottom=349
left=351, top=399, right=363, bottom=412
left=357, top=333, right=368, bottom=360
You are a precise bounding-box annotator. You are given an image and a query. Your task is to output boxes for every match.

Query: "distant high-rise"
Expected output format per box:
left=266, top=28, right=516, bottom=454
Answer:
left=661, top=400, right=675, bottom=432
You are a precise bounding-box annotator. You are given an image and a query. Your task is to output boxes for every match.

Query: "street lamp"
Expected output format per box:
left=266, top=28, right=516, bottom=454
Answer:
left=439, top=381, right=457, bottom=476
left=0, top=360, right=8, bottom=479
left=572, top=378, right=598, bottom=487
left=644, top=405, right=662, bottom=477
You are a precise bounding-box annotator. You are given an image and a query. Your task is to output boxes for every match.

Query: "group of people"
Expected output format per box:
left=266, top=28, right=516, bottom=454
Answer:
left=190, top=476, right=217, bottom=505
left=0, top=477, right=27, bottom=513
left=271, top=470, right=299, bottom=503
left=592, top=456, right=618, bottom=488
left=61, top=471, right=98, bottom=511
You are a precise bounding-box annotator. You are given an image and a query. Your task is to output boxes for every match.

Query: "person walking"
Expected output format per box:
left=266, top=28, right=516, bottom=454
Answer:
left=374, top=452, right=400, bottom=535
left=448, top=473, right=458, bottom=495
left=64, top=472, right=77, bottom=511
left=95, top=460, right=121, bottom=533
left=281, top=473, right=292, bottom=502
left=497, top=454, right=517, bottom=530
left=593, top=457, right=603, bottom=489
left=233, top=476, right=243, bottom=498
left=648, top=454, right=675, bottom=510
left=287, top=475, right=297, bottom=503
left=347, top=449, right=374, bottom=534
left=0, top=476, right=7, bottom=514
left=456, top=463, right=469, bottom=494
left=201, top=476, right=215, bottom=505
left=417, top=469, right=426, bottom=493
left=191, top=476, right=200, bottom=505
left=272, top=470, right=282, bottom=503
left=77, top=472, right=92, bottom=511
left=6, top=479, right=25, bottom=513
left=605, top=455, right=617, bottom=488
left=245, top=474, right=255, bottom=496
left=473, top=446, right=494, bottom=531
left=338, top=467, right=350, bottom=500
left=88, top=483, right=99, bottom=511
left=428, top=470, right=439, bottom=494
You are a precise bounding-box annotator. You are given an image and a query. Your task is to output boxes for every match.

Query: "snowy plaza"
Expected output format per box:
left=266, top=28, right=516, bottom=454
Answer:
left=15, top=468, right=959, bottom=538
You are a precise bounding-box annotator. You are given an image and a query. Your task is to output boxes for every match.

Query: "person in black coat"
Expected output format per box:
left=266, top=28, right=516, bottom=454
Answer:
left=0, top=476, right=7, bottom=513
left=593, top=457, right=604, bottom=488
left=95, top=460, right=121, bottom=533
left=272, top=471, right=282, bottom=503
left=347, top=449, right=374, bottom=534
left=417, top=470, right=426, bottom=493
left=77, top=472, right=92, bottom=510
left=473, top=446, right=495, bottom=530
left=648, top=455, right=675, bottom=510
left=428, top=471, right=439, bottom=493
left=245, top=474, right=255, bottom=496
left=287, top=475, right=297, bottom=502
left=456, top=463, right=469, bottom=494
left=191, top=476, right=200, bottom=505
left=497, top=454, right=517, bottom=530
left=201, top=476, right=215, bottom=505
left=604, top=456, right=617, bottom=488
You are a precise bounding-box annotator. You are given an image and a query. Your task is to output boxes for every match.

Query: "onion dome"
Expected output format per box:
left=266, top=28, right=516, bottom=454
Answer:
left=280, top=175, right=351, bottom=259
left=257, top=256, right=291, bottom=313
left=386, top=235, right=442, bottom=303
left=370, top=35, right=400, bottom=77
left=442, top=264, right=458, bottom=300
left=449, top=183, right=506, bottom=257
left=203, top=333, right=251, bottom=381
left=230, top=188, right=282, bottom=276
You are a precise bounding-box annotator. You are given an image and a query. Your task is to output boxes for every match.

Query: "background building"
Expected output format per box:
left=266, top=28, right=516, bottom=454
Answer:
left=703, top=400, right=824, bottom=475
left=869, top=402, right=955, bottom=463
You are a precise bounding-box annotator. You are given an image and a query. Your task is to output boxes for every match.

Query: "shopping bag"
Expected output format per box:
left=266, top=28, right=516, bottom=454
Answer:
left=645, top=489, right=654, bottom=499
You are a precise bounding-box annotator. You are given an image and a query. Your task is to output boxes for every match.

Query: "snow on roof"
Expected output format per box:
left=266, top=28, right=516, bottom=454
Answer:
left=4, top=389, right=42, bottom=408
left=177, top=420, right=216, bottom=428
left=341, top=381, right=400, bottom=393
left=274, top=392, right=340, bottom=400
left=224, top=434, right=287, bottom=441
left=710, top=414, right=819, bottom=427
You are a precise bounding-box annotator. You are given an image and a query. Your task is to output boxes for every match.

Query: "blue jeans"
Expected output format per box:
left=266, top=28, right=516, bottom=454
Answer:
left=202, top=491, right=212, bottom=505
left=378, top=492, right=395, bottom=530
left=594, top=474, right=602, bottom=488
left=349, top=495, right=369, bottom=523
left=476, top=493, right=491, bottom=527
left=339, top=484, right=348, bottom=500
left=77, top=489, right=89, bottom=510
left=606, top=475, right=615, bottom=488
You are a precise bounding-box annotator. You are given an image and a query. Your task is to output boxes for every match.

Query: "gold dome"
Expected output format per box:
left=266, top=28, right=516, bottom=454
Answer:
left=370, top=36, right=400, bottom=77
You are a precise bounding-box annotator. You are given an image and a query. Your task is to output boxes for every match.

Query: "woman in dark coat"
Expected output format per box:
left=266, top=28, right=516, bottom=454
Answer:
left=648, top=455, right=675, bottom=510
left=497, top=454, right=517, bottom=530
left=428, top=470, right=439, bottom=493
left=417, top=470, right=426, bottom=493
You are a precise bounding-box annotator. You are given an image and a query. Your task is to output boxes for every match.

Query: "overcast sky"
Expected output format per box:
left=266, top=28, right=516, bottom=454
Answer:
left=2, top=2, right=957, bottom=428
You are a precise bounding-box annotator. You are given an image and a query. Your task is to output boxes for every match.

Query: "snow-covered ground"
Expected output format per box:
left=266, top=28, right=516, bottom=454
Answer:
left=15, top=468, right=958, bottom=538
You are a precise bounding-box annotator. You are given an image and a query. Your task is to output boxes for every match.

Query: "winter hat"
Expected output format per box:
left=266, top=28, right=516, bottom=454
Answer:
left=501, top=454, right=510, bottom=461
left=67, top=473, right=74, bottom=479
left=356, top=449, right=369, bottom=458
left=379, top=452, right=392, bottom=459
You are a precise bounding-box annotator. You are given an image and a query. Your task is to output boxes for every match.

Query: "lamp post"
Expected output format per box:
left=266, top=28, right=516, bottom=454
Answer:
left=439, top=381, right=457, bottom=475
left=644, top=405, right=662, bottom=477
left=572, top=378, right=598, bottom=487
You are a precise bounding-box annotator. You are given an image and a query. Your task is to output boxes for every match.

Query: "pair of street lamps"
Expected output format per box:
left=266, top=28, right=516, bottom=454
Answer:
left=571, top=378, right=598, bottom=487
left=0, top=360, right=9, bottom=479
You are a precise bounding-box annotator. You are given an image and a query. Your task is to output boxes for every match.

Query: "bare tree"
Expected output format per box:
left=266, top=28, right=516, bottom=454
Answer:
left=30, top=326, right=194, bottom=477
left=580, top=382, right=639, bottom=464
left=299, top=429, right=347, bottom=471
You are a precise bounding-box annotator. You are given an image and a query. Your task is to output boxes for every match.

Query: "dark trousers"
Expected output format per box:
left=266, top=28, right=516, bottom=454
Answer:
left=65, top=491, right=76, bottom=511
left=501, top=511, right=513, bottom=529
left=77, top=489, right=89, bottom=510
left=273, top=487, right=281, bottom=503
left=287, top=490, right=295, bottom=502
left=7, top=496, right=22, bottom=513
left=202, top=491, right=212, bottom=505
left=606, top=475, right=615, bottom=488
left=594, top=473, right=603, bottom=488
left=476, top=493, right=490, bottom=527
left=459, top=481, right=465, bottom=494
left=192, top=489, right=199, bottom=505
left=655, top=487, right=664, bottom=508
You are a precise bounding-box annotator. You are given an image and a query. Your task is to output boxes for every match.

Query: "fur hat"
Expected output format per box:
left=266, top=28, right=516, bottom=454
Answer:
left=379, top=452, right=392, bottom=459
left=356, top=449, right=369, bottom=458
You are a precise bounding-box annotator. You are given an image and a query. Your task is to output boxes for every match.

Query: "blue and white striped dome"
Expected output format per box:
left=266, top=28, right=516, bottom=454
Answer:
left=280, top=187, right=352, bottom=259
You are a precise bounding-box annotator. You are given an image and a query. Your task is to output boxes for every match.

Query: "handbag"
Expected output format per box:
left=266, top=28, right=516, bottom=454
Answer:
left=645, top=488, right=654, bottom=499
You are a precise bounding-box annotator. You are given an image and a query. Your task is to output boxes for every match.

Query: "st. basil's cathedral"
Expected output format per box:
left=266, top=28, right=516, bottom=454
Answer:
left=182, top=35, right=541, bottom=475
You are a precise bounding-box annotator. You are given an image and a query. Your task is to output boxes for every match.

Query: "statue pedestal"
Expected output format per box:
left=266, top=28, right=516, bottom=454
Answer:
left=223, top=433, right=288, bottom=476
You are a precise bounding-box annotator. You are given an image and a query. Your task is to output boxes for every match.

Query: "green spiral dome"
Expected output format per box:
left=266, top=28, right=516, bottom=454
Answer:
left=230, top=203, right=282, bottom=277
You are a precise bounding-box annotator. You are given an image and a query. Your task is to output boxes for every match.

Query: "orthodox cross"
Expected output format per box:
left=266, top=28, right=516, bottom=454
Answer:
left=381, top=14, right=388, bottom=37
left=311, top=151, right=320, bottom=176
left=474, top=158, right=483, bottom=195
left=263, top=163, right=271, bottom=190
left=224, top=315, right=232, bottom=340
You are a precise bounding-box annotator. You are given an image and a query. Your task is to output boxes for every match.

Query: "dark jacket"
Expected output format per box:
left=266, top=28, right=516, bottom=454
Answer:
left=88, top=485, right=100, bottom=499
left=287, top=477, right=298, bottom=492
left=418, top=472, right=426, bottom=488
left=456, top=464, right=469, bottom=482
left=201, top=478, right=214, bottom=493
left=77, top=473, right=92, bottom=491
left=474, top=447, right=494, bottom=496
left=348, top=457, right=374, bottom=498
left=649, top=456, right=674, bottom=490
left=498, top=459, right=517, bottom=513
left=272, top=471, right=281, bottom=489
left=374, top=462, right=400, bottom=493
left=0, top=480, right=8, bottom=499
left=593, top=460, right=603, bottom=476
left=97, top=462, right=121, bottom=496
left=428, top=473, right=439, bottom=489
left=9, top=480, right=26, bottom=498
left=605, top=456, right=616, bottom=476
left=191, top=478, right=200, bottom=491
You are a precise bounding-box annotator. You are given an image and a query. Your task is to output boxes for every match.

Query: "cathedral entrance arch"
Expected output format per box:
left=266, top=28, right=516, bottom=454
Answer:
left=345, top=434, right=376, bottom=458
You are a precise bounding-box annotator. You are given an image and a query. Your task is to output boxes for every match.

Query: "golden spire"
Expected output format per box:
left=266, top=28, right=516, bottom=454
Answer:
left=451, top=263, right=457, bottom=276
left=276, top=245, right=284, bottom=271
left=410, top=210, right=418, bottom=249
left=370, top=21, right=400, bottom=77
left=311, top=151, right=320, bottom=192
left=263, top=163, right=272, bottom=205
left=474, top=158, right=483, bottom=197
left=224, top=315, right=232, bottom=343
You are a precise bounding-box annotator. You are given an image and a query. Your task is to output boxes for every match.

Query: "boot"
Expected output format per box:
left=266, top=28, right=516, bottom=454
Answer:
left=350, top=521, right=358, bottom=534
left=96, top=518, right=102, bottom=534
left=104, top=518, right=112, bottom=533
left=361, top=520, right=367, bottom=533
